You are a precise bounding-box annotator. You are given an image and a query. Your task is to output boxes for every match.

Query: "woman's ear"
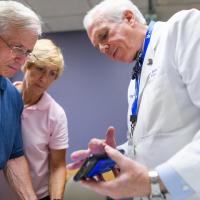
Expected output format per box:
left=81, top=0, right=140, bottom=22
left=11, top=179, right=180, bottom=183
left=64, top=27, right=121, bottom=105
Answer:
left=123, top=10, right=135, bottom=26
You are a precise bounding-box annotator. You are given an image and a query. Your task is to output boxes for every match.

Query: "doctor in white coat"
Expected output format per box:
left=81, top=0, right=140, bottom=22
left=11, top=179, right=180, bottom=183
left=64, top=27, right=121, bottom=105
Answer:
left=68, top=0, right=200, bottom=199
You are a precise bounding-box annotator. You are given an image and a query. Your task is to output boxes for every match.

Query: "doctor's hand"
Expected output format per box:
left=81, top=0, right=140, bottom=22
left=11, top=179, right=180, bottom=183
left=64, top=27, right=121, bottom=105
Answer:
left=67, top=126, right=117, bottom=170
left=81, top=145, right=151, bottom=199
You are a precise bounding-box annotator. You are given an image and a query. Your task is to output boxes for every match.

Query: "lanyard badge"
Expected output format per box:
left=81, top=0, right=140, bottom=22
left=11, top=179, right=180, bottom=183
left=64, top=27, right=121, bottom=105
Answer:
left=128, top=21, right=155, bottom=158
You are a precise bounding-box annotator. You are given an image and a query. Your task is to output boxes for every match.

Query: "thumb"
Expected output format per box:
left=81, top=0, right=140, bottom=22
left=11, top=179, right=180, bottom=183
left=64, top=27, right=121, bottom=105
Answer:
left=104, top=145, right=125, bottom=168
left=105, top=126, right=116, bottom=148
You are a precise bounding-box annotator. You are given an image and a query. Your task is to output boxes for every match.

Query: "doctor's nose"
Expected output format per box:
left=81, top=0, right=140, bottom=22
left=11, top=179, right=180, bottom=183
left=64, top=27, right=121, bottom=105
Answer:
left=99, top=43, right=109, bottom=54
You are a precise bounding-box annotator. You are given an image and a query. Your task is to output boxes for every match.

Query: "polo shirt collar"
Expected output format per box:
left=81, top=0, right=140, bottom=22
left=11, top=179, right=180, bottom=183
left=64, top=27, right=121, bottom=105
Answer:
left=26, top=92, right=51, bottom=111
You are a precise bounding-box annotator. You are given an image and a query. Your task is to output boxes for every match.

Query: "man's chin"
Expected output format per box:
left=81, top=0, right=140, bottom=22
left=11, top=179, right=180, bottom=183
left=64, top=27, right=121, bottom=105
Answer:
left=112, top=54, right=132, bottom=63
left=114, top=57, right=131, bottom=63
left=2, top=71, right=17, bottom=78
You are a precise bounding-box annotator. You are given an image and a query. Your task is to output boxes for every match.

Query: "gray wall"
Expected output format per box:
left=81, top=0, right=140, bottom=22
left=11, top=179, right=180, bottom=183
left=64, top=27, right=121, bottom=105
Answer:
left=0, top=30, right=132, bottom=199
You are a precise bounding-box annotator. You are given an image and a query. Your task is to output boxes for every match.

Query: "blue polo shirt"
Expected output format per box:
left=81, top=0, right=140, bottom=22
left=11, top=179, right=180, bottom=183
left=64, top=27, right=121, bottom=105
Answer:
left=0, top=76, right=24, bottom=169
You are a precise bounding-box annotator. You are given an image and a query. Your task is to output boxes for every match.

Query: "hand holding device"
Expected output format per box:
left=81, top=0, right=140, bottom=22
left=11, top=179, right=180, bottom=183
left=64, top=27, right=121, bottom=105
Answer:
left=73, top=149, right=124, bottom=181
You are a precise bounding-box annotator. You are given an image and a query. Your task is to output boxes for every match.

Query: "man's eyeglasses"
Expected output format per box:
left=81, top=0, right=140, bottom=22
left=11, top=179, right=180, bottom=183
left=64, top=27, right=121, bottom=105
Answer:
left=0, top=35, right=33, bottom=57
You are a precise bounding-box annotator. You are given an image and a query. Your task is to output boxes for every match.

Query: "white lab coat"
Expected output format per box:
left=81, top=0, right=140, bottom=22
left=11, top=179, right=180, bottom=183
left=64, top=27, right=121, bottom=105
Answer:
left=127, top=9, right=200, bottom=199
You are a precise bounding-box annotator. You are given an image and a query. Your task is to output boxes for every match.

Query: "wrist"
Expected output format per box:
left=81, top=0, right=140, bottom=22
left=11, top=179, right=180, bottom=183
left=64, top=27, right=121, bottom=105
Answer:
left=148, top=170, right=166, bottom=199
left=158, top=175, right=168, bottom=194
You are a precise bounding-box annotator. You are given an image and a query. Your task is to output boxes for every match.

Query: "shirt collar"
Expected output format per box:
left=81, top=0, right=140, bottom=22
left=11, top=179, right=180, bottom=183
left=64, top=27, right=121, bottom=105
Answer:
left=25, top=92, right=51, bottom=111
left=0, top=76, right=7, bottom=91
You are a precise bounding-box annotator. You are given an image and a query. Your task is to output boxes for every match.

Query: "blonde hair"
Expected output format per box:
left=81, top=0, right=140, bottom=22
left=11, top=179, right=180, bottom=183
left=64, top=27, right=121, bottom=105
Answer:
left=22, top=39, right=64, bottom=78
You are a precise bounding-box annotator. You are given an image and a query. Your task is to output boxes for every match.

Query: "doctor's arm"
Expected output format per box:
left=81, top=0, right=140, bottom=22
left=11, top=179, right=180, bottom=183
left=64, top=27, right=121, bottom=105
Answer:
left=156, top=9, right=200, bottom=199
left=156, top=163, right=194, bottom=200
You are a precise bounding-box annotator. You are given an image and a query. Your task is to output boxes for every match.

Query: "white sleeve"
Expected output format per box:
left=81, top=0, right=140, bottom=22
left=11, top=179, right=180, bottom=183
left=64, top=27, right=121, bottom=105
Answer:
left=161, top=9, right=200, bottom=195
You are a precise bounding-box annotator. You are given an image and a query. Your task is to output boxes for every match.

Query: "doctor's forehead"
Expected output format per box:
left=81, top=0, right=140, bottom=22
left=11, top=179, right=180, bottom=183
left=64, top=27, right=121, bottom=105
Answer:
left=88, top=22, right=110, bottom=46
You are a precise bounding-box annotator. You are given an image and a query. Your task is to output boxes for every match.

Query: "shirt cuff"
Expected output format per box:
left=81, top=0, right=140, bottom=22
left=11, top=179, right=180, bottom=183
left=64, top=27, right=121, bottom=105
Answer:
left=156, top=163, right=194, bottom=200
left=9, top=151, right=24, bottom=159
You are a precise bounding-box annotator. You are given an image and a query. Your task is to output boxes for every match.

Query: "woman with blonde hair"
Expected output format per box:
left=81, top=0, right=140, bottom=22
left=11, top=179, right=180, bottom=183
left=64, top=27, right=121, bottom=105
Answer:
left=15, top=38, right=69, bottom=200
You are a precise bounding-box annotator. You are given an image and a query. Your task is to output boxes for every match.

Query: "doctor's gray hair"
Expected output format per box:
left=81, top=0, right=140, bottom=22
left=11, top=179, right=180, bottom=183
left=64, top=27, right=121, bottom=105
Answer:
left=0, top=1, right=42, bottom=36
left=83, top=0, right=146, bottom=30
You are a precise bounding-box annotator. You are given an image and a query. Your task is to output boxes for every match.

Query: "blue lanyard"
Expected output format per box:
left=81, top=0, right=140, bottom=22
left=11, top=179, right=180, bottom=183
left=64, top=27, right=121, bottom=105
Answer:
left=130, top=21, right=155, bottom=123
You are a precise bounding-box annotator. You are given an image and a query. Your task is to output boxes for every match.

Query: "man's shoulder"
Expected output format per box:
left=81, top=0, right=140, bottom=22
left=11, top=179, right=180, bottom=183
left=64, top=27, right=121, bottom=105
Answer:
left=163, top=9, right=200, bottom=43
left=3, top=78, right=23, bottom=110
left=5, top=78, right=20, bottom=93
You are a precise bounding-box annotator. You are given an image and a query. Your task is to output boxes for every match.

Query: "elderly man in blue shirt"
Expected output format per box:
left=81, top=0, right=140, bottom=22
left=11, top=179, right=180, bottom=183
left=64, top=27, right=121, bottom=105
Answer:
left=0, top=1, right=41, bottom=199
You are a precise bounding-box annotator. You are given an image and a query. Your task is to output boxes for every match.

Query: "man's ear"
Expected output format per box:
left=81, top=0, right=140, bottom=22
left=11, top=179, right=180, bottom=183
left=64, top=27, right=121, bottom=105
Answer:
left=123, top=10, right=135, bottom=25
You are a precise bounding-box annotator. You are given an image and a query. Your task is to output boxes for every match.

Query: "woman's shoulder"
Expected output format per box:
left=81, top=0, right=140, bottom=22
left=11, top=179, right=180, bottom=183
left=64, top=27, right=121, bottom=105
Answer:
left=45, top=92, right=66, bottom=115
left=13, top=81, right=23, bottom=92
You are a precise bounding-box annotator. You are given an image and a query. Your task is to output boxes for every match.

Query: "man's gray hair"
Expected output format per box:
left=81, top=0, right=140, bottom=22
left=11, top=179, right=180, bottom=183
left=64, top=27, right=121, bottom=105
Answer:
left=0, top=1, right=42, bottom=36
left=83, top=0, right=146, bottom=30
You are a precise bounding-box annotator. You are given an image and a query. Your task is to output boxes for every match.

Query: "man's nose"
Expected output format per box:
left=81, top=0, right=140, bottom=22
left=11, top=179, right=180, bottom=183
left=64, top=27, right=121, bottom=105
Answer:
left=99, top=43, right=109, bottom=54
left=14, top=55, right=27, bottom=67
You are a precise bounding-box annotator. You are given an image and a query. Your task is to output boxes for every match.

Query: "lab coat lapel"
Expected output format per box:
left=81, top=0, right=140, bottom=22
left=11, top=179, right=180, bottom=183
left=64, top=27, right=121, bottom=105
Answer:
left=138, top=22, right=162, bottom=100
left=138, top=45, right=154, bottom=98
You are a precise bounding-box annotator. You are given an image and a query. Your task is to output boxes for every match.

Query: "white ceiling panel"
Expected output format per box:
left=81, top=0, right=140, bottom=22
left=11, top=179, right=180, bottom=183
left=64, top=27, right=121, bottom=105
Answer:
left=43, top=15, right=85, bottom=32
left=87, top=0, right=101, bottom=7
left=25, top=0, right=90, bottom=17
left=7, top=0, right=200, bottom=33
